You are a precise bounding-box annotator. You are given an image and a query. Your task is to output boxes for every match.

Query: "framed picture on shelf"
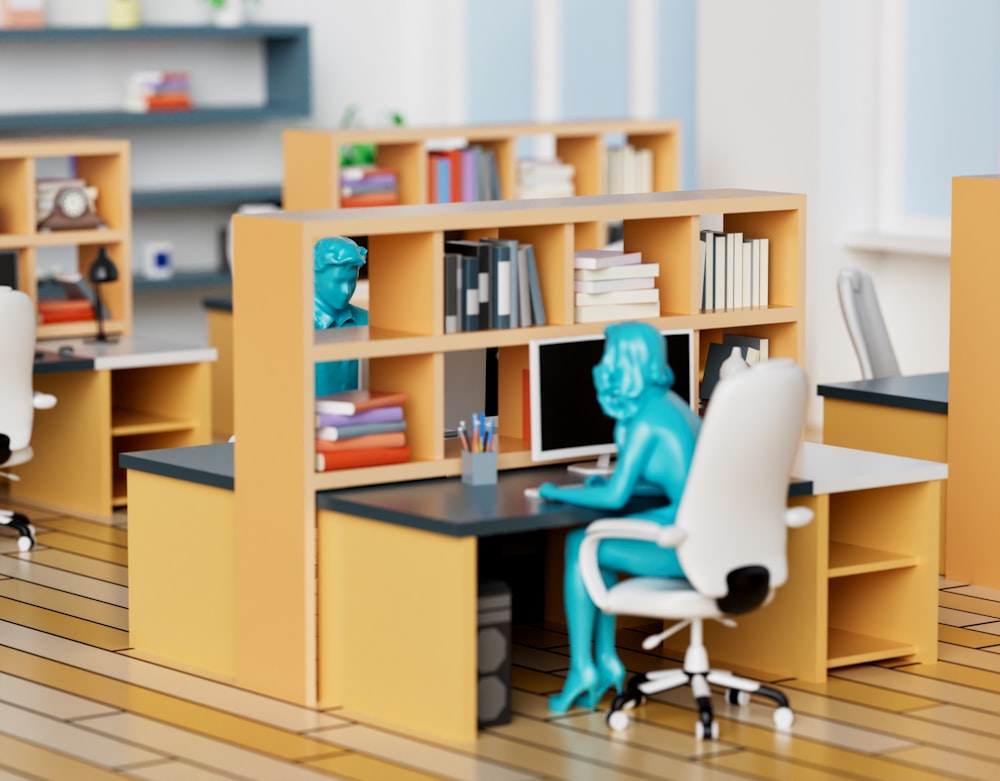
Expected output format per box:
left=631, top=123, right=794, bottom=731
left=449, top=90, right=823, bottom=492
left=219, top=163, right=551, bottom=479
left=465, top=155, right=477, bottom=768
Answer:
left=0, top=0, right=45, bottom=29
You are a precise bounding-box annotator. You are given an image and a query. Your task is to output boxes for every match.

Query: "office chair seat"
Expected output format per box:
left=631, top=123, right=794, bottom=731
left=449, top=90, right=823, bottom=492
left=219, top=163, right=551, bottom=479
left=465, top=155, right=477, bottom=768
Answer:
left=578, top=360, right=811, bottom=739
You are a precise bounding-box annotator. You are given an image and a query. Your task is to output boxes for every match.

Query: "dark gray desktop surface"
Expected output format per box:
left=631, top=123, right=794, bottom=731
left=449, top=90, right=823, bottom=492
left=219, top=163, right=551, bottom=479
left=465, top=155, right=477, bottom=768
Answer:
left=119, top=443, right=234, bottom=491
left=120, top=443, right=814, bottom=536
left=816, top=372, right=948, bottom=414
left=33, top=349, right=95, bottom=374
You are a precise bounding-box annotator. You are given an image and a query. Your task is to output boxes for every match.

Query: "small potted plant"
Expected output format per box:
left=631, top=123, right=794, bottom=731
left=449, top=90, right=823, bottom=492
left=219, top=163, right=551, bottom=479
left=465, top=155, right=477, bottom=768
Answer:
left=204, top=0, right=257, bottom=27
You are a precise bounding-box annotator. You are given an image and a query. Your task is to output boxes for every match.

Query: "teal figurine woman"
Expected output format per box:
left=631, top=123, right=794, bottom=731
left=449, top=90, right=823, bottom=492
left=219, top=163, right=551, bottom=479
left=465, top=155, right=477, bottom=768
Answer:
left=538, top=321, right=701, bottom=713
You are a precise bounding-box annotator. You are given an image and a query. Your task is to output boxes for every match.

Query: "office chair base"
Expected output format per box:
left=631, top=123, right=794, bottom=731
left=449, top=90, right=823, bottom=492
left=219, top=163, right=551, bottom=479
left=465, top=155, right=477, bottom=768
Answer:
left=605, top=668, right=795, bottom=739
left=1, top=510, right=36, bottom=551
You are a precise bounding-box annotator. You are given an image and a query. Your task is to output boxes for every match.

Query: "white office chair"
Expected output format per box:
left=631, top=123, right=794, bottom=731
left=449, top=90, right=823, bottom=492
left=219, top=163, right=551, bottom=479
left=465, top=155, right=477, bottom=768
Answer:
left=0, top=286, right=56, bottom=551
left=837, top=267, right=901, bottom=379
left=579, top=359, right=812, bottom=739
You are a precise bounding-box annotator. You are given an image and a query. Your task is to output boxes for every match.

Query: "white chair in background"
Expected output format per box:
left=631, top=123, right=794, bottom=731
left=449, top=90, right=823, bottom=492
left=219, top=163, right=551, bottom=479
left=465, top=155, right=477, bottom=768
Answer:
left=837, top=267, right=901, bottom=379
left=0, top=286, right=56, bottom=551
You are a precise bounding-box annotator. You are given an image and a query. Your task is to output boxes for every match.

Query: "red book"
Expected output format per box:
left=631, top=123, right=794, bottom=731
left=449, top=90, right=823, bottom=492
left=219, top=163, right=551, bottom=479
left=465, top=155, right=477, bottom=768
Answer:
left=316, top=432, right=406, bottom=452
left=37, top=299, right=95, bottom=323
left=315, top=389, right=407, bottom=416
left=341, top=191, right=400, bottom=207
left=316, top=445, right=410, bottom=472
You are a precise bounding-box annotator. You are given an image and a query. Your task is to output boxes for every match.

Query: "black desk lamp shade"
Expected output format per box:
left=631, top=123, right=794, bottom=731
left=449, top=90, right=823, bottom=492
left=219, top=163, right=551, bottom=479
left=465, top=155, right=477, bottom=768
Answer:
left=87, top=246, right=119, bottom=343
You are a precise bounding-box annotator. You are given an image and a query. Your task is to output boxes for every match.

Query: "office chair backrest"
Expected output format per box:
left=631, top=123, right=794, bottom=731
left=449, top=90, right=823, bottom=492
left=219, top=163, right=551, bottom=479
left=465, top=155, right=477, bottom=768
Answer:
left=837, top=267, right=900, bottom=379
left=0, top=286, right=37, bottom=450
left=675, top=359, right=807, bottom=603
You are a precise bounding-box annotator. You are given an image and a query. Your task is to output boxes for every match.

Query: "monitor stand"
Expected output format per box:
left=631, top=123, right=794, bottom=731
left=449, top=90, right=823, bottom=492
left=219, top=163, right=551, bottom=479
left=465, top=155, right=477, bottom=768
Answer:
left=567, top=452, right=615, bottom=478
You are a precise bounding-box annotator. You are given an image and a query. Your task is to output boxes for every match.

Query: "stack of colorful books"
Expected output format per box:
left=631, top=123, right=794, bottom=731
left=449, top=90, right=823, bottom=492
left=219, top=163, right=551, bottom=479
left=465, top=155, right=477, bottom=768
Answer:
left=124, top=70, right=193, bottom=113
left=340, top=165, right=400, bottom=207
left=314, top=389, right=410, bottom=471
left=572, top=249, right=661, bottom=324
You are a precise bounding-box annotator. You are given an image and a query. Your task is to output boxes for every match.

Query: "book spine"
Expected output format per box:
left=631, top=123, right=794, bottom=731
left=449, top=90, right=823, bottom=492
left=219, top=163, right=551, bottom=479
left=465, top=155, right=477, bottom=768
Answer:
left=315, top=431, right=406, bottom=452
left=462, top=255, right=480, bottom=331
left=444, top=253, right=459, bottom=334
left=316, top=420, right=407, bottom=441
left=316, top=445, right=411, bottom=471
left=492, top=245, right=511, bottom=328
left=525, top=244, right=547, bottom=326
left=477, top=242, right=492, bottom=329
left=315, top=405, right=404, bottom=428
left=517, top=246, right=532, bottom=327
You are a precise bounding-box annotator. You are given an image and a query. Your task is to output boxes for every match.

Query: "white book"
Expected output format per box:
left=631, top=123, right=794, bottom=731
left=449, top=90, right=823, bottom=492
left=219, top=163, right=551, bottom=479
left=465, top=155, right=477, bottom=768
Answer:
left=573, top=249, right=643, bottom=270
left=575, top=288, right=660, bottom=306
left=725, top=232, right=737, bottom=310
left=574, top=301, right=660, bottom=323
left=749, top=238, right=761, bottom=308
left=574, top=262, right=659, bottom=281
left=759, top=237, right=770, bottom=308
left=731, top=231, right=743, bottom=309
left=741, top=239, right=753, bottom=310
left=574, top=277, right=656, bottom=294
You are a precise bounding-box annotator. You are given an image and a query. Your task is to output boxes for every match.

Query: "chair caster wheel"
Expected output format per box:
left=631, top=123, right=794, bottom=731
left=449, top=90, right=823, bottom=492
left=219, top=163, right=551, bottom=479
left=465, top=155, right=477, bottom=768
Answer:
left=606, top=708, right=630, bottom=731
left=773, top=706, right=794, bottom=730
left=726, top=688, right=751, bottom=706
left=695, top=718, right=719, bottom=740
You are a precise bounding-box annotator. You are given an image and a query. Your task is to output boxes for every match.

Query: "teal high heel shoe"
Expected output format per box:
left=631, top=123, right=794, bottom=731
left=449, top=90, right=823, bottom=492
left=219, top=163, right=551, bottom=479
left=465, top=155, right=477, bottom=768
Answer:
left=548, top=664, right=600, bottom=714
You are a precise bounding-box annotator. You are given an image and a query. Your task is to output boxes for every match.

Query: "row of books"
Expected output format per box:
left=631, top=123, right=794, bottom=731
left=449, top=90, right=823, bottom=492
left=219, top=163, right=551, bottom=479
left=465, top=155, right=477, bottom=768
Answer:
left=36, top=271, right=99, bottom=324
left=124, top=70, right=193, bottom=113
left=573, top=249, right=661, bottom=324
left=314, top=389, right=411, bottom=471
left=428, top=145, right=501, bottom=203
left=340, top=165, right=400, bottom=208
left=699, top=230, right=770, bottom=313
left=444, top=238, right=547, bottom=332
left=606, top=144, right=654, bottom=195
left=699, top=333, right=770, bottom=403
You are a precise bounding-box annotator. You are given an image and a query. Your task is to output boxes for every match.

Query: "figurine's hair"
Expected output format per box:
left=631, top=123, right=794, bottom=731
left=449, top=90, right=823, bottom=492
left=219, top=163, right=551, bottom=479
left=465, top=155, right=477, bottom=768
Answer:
left=314, top=236, right=368, bottom=270
left=596, top=322, right=674, bottom=401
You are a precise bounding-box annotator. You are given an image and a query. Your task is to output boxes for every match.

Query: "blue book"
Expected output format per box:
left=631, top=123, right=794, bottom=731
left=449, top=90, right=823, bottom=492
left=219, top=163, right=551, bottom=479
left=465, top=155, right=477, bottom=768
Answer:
left=524, top=244, right=547, bottom=326
left=316, top=419, right=407, bottom=442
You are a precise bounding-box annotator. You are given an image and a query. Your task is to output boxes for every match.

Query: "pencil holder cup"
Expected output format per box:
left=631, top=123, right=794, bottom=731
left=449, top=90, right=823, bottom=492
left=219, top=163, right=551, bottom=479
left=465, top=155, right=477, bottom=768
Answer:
left=462, top=450, right=498, bottom=485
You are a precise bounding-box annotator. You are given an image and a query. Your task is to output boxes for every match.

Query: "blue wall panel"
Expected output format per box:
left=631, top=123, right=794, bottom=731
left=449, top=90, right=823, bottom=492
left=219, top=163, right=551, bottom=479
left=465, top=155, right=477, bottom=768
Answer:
left=656, top=0, right=697, bottom=188
left=466, top=0, right=535, bottom=123
left=560, top=0, right=630, bottom=120
left=905, top=0, right=1000, bottom=217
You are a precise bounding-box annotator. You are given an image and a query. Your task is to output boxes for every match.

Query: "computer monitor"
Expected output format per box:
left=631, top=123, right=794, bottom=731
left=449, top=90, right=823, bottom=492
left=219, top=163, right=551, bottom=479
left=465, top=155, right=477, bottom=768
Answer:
left=528, top=328, right=695, bottom=471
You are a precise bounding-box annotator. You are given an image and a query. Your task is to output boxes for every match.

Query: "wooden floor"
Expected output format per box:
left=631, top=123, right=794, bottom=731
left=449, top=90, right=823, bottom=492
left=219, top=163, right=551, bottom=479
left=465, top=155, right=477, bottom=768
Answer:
left=0, top=498, right=998, bottom=780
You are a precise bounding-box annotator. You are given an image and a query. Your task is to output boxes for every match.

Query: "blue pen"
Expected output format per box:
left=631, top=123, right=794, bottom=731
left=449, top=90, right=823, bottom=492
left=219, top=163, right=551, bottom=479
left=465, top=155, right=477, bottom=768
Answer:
left=485, top=417, right=496, bottom=452
left=479, top=414, right=487, bottom=452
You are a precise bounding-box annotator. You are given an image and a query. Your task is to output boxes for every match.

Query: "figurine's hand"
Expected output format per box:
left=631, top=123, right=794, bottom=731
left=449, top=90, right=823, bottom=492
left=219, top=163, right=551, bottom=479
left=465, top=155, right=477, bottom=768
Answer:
left=538, top=481, right=559, bottom=500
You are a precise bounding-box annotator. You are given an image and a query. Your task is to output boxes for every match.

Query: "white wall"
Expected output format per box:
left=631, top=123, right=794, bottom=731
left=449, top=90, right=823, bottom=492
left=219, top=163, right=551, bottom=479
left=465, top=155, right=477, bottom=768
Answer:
left=698, top=0, right=951, bottom=429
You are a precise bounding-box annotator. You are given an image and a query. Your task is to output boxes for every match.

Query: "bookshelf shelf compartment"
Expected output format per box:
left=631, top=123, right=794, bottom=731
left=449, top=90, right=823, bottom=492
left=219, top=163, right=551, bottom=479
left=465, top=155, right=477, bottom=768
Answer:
left=827, top=627, right=916, bottom=670
left=0, top=138, right=132, bottom=342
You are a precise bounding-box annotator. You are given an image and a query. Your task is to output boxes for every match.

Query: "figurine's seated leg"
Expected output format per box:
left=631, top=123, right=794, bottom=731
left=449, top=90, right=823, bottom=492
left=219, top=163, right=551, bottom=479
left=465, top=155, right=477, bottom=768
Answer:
left=594, top=609, right=626, bottom=700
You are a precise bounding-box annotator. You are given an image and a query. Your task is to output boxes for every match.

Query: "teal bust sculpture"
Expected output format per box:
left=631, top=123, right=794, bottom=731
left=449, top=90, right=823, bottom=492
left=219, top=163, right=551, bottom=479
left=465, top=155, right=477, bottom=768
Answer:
left=539, top=321, right=702, bottom=713
left=314, top=236, right=369, bottom=397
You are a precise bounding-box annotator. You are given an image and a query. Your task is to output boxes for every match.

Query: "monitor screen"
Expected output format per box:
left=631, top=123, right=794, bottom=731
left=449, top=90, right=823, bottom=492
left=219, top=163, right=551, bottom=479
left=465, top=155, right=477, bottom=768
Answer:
left=528, top=328, right=695, bottom=463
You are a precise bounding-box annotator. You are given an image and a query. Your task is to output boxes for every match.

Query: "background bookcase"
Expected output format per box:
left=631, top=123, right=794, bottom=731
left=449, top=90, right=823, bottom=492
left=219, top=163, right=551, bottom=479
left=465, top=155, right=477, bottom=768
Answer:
left=229, top=189, right=805, bottom=702
left=281, top=119, right=682, bottom=210
left=0, top=137, right=132, bottom=340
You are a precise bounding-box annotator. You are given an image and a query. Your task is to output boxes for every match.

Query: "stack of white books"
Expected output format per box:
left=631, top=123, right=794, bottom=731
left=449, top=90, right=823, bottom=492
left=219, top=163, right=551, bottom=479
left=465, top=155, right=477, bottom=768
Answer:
left=572, top=249, right=660, bottom=324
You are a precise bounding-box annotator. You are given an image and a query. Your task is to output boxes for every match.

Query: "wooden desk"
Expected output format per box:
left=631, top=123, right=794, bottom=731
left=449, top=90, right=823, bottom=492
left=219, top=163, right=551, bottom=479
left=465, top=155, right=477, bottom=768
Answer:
left=818, top=373, right=947, bottom=570
left=13, top=336, right=216, bottom=519
left=122, top=441, right=944, bottom=743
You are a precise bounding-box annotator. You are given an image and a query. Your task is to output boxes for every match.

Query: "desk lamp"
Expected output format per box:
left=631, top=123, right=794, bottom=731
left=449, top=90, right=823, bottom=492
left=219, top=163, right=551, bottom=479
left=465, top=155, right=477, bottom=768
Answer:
left=87, top=246, right=118, bottom=343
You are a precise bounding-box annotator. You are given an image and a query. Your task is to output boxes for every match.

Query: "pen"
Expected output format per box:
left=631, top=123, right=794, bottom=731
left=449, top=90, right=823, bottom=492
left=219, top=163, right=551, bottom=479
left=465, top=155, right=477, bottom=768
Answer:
left=471, top=413, right=480, bottom=452
left=479, top=413, right=487, bottom=452
left=484, top=417, right=495, bottom=452
left=458, top=420, right=470, bottom=451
